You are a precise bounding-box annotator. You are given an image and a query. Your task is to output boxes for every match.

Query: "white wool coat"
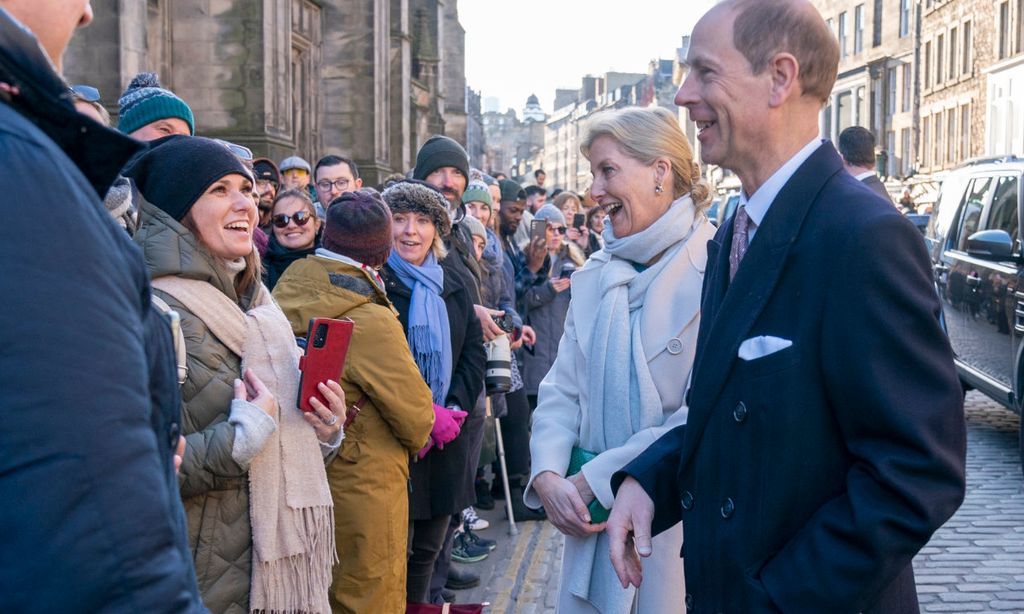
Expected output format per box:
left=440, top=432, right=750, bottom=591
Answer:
left=525, top=218, right=715, bottom=613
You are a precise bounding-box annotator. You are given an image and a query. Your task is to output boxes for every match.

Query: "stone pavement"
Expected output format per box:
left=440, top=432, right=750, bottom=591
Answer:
left=451, top=391, right=1023, bottom=613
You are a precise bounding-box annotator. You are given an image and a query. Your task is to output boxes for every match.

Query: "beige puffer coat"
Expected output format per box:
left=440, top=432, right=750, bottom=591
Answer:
left=135, top=201, right=257, bottom=614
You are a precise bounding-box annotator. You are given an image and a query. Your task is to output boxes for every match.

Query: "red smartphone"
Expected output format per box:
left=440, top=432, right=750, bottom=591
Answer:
left=297, top=317, right=354, bottom=412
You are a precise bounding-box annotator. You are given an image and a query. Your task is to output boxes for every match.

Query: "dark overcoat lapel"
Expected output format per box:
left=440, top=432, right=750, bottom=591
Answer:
left=680, top=144, right=844, bottom=467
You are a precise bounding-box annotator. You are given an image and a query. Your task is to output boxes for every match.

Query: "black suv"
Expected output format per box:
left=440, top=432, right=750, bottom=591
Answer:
left=925, top=158, right=1024, bottom=470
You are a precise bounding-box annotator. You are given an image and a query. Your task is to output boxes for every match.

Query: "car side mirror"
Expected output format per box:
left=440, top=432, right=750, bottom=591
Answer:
left=966, top=229, right=1015, bottom=261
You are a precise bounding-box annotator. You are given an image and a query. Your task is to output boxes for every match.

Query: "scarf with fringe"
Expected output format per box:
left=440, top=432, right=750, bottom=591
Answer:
left=151, top=275, right=336, bottom=614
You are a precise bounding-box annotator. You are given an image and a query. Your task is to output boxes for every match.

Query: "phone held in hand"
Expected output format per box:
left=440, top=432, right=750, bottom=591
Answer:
left=297, top=317, right=354, bottom=412
left=573, top=213, right=586, bottom=230
left=530, top=218, right=547, bottom=244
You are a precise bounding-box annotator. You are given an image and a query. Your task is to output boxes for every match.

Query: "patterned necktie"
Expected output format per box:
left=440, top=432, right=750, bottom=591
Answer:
left=729, top=205, right=753, bottom=281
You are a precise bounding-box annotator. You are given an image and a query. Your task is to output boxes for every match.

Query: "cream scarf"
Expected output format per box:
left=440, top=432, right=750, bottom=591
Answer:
left=152, top=275, right=336, bottom=614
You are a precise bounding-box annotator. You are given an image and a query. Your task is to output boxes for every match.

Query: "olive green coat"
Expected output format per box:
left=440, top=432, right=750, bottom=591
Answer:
left=273, top=255, right=434, bottom=614
left=135, top=201, right=257, bottom=614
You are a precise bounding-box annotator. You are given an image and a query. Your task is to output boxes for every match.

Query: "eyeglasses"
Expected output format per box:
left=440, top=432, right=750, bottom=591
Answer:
left=272, top=211, right=313, bottom=228
left=551, top=226, right=568, bottom=235
left=283, top=168, right=309, bottom=177
left=71, top=85, right=101, bottom=102
left=317, top=179, right=351, bottom=192
left=214, top=139, right=253, bottom=161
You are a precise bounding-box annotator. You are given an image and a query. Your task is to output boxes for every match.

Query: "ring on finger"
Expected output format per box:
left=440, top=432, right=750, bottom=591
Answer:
left=325, top=415, right=339, bottom=426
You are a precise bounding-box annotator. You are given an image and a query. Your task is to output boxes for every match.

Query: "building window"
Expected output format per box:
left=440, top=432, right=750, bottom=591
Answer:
left=839, top=12, right=848, bottom=57
left=887, top=68, right=897, bottom=119
left=901, top=128, right=912, bottom=175
left=961, top=104, right=971, bottom=159
left=963, top=22, right=972, bottom=74
left=947, top=108, right=956, bottom=163
left=873, top=0, right=884, bottom=47
left=924, top=41, right=932, bottom=89
left=922, top=116, right=931, bottom=167
left=1018, top=0, right=1023, bottom=54
left=936, top=34, right=944, bottom=85
left=935, top=112, right=943, bottom=166
left=950, top=26, right=958, bottom=81
left=1000, top=1, right=1010, bottom=59
left=855, top=4, right=865, bottom=54
left=900, top=0, right=911, bottom=38
left=902, top=64, right=912, bottom=113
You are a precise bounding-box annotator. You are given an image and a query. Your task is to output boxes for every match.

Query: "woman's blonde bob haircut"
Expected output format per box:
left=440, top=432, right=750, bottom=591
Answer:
left=580, top=106, right=711, bottom=211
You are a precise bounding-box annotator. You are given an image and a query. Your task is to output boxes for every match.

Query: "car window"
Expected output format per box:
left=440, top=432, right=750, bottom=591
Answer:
left=984, top=175, right=1020, bottom=246
left=929, top=174, right=968, bottom=244
left=953, top=177, right=992, bottom=251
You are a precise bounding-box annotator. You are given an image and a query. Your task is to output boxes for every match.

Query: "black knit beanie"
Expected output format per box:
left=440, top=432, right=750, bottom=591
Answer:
left=123, top=135, right=253, bottom=221
left=413, top=135, right=470, bottom=182
left=322, top=190, right=394, bottom=268
left=382, top=180, right=452, bottom=238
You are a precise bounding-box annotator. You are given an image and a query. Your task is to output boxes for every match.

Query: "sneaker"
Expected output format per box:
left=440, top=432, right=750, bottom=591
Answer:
left=464, top=527, right=497, bottom=552
left=462, top=506, right=490, bottom=531
left=445, top=565, right=480, bottom=590
left=451, top=531, right=489, bottom=563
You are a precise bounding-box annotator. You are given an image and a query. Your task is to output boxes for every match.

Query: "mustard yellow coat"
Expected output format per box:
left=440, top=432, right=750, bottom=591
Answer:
left=273, top=255, right=434, bottom=614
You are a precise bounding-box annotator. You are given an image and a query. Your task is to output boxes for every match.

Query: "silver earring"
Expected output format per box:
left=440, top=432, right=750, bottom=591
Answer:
left=655, top=184, right=663, bottom=194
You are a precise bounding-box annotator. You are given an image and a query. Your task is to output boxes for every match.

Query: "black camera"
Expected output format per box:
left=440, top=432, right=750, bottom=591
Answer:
left=491, top=312, right=514, bottom=334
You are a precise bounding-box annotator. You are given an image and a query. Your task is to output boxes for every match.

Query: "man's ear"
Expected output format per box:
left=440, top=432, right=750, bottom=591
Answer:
left=767, top=52, right=801, bottom=108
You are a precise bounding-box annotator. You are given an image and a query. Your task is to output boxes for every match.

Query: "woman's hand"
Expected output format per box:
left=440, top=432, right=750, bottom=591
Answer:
left=304, top=380, right=347, bottom=443
left=174, top=436, right=186, bottom=474
left=521, top=325, right=537, bottom=346
left=567, top=226, right=590, bottom=249
left=550, top=278, right=571, bottom=293
left=533, top=471, right=605, bottom=538
left=526, top=237, right=547, bottom=273
left=236, top=368, right=278, bottom=418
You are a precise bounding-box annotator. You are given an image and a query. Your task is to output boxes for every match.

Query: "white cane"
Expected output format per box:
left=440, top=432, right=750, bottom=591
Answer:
left=489, top=396, right=519, bottom=536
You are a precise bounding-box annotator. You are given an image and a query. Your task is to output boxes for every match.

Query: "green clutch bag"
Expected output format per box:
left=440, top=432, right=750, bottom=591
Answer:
left=567, top=446, right=611, bottom=524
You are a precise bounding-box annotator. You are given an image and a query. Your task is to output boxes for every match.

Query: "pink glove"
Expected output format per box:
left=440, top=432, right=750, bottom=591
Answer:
left=430, top=404, right=466, bottom=449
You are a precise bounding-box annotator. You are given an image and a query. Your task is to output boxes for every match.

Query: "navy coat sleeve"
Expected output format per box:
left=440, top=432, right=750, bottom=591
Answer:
left=0, top=124, right=202, bottom=612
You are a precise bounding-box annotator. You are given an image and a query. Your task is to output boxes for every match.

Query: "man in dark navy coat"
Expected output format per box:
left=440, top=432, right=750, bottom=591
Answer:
left=607, top=1, right=967, bottom=612
left=0, top=3, right=203, bottom=611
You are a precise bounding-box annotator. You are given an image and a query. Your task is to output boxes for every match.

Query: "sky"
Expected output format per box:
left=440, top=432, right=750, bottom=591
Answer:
left=460, top=0, right=717, bottom=115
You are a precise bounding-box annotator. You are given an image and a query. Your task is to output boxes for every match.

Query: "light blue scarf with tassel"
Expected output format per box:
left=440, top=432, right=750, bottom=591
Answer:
left=387, top=250, right=452, bottom=405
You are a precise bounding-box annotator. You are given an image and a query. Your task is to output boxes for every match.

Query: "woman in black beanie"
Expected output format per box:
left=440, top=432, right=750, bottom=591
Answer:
left=127, top=135, right=344, bottom=614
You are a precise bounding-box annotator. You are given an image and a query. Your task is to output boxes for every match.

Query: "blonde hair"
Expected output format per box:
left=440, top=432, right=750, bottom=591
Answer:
left=581, top=107, right=711, bottom=211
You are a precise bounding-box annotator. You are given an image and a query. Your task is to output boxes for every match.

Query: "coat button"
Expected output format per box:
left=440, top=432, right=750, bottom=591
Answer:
left=667, top=337, right=684, bottom=355
left=720, top=497, right=735, bottom=519
left=733, top=402, right=748, bottom=423
left=168, top=421, right=181, bottom=449
left=681, top=490, right=694, bottom=510
left=685, top=593, right=694, bottom=611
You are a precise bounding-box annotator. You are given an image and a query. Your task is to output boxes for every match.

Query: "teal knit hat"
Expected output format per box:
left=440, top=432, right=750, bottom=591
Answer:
left=462, top=180, right=493, bottom=208
left=117, top=72, right=195, bottom=136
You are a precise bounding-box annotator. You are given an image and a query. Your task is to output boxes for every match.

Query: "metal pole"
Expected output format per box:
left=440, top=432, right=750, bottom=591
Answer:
left=490, top=397, right=518, bottom=536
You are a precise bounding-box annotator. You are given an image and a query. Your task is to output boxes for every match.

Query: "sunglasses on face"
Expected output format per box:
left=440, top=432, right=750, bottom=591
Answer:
left=272, top=211, right=313, bottom=228
left=214, top=139, right=254, bottom=161
left=551, top=226, right=568, bottom=235
left=71, top=85, right=101, bottom=102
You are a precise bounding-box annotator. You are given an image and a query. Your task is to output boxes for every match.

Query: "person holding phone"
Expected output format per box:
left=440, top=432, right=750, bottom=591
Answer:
left=524, top=107, right=715, bottom=613
left=263, top=188, right=322, bottom=290
left=554, top=192, right=592, bottom=255
left=378, top=180, right=486, bottom=604
left=520, top=205, right=585, bottom=411
left=128, top=135, right=345, bottom=614
left=273, top=189, right=436, bottom=613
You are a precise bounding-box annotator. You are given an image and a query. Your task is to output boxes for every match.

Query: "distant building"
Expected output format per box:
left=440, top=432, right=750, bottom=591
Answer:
left=65, top=0, right=468, bottom=185
left=482, top=96, right=546, bottom=181
left=983, top=0, right=1024, bottom=156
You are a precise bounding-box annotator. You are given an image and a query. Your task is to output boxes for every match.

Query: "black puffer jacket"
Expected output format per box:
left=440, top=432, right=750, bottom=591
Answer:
left=381, top=262, right=486, bottom=519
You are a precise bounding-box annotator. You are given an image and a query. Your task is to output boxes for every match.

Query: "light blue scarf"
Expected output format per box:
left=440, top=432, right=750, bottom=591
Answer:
left=387, top=250, right=452, bottom=405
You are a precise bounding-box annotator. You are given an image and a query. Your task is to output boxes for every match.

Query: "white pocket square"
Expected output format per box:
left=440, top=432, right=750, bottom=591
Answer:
left=738, top=336, right=793, bottom=361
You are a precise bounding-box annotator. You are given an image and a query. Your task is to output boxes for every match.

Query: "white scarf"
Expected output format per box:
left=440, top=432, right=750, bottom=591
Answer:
left=570, top=195, right=701, bottom=612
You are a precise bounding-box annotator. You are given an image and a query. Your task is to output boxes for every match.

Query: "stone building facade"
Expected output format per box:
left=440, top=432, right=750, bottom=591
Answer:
left=65, top=0, right=471, bottom=185
left=982, top=0, right=1024, bottom=157
left=482, top=101, right=546, bottom=181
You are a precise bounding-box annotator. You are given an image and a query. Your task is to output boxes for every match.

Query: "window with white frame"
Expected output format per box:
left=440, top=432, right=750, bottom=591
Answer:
left=855, top=5, right=864, bottom=54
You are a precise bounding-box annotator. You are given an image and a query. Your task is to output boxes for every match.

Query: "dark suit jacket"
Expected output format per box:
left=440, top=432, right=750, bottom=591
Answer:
left=615, top=144, right=966, bottom=613
left=862, top=173, right=893, bottom=202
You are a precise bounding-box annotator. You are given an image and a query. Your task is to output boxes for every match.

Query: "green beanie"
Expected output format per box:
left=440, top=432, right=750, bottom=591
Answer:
left=462, top=180, right=493, bottom=208
left=118, top=72, right=195, bottom=136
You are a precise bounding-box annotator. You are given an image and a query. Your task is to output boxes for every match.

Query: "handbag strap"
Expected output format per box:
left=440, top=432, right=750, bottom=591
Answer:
left=343, top=395, right=368, bottom=429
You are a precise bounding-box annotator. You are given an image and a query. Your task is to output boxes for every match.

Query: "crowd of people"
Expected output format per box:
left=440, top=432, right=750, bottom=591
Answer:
left=3, top=1, right=970, bottom=613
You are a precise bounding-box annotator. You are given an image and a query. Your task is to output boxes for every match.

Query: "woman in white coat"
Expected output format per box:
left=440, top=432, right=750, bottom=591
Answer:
left=525, top=106, right=714, bottom=613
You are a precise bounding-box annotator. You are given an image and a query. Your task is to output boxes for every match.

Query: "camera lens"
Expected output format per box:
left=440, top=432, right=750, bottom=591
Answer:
left=313, top=324, right=328, bottom=348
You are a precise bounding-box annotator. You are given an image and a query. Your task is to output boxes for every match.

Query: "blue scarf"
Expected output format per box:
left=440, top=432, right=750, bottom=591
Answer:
left=387, top=250, right=452, bottom=405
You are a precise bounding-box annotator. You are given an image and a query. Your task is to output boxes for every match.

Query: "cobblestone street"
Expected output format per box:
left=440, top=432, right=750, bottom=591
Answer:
left=456, top=391, right=1024, bottom=612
